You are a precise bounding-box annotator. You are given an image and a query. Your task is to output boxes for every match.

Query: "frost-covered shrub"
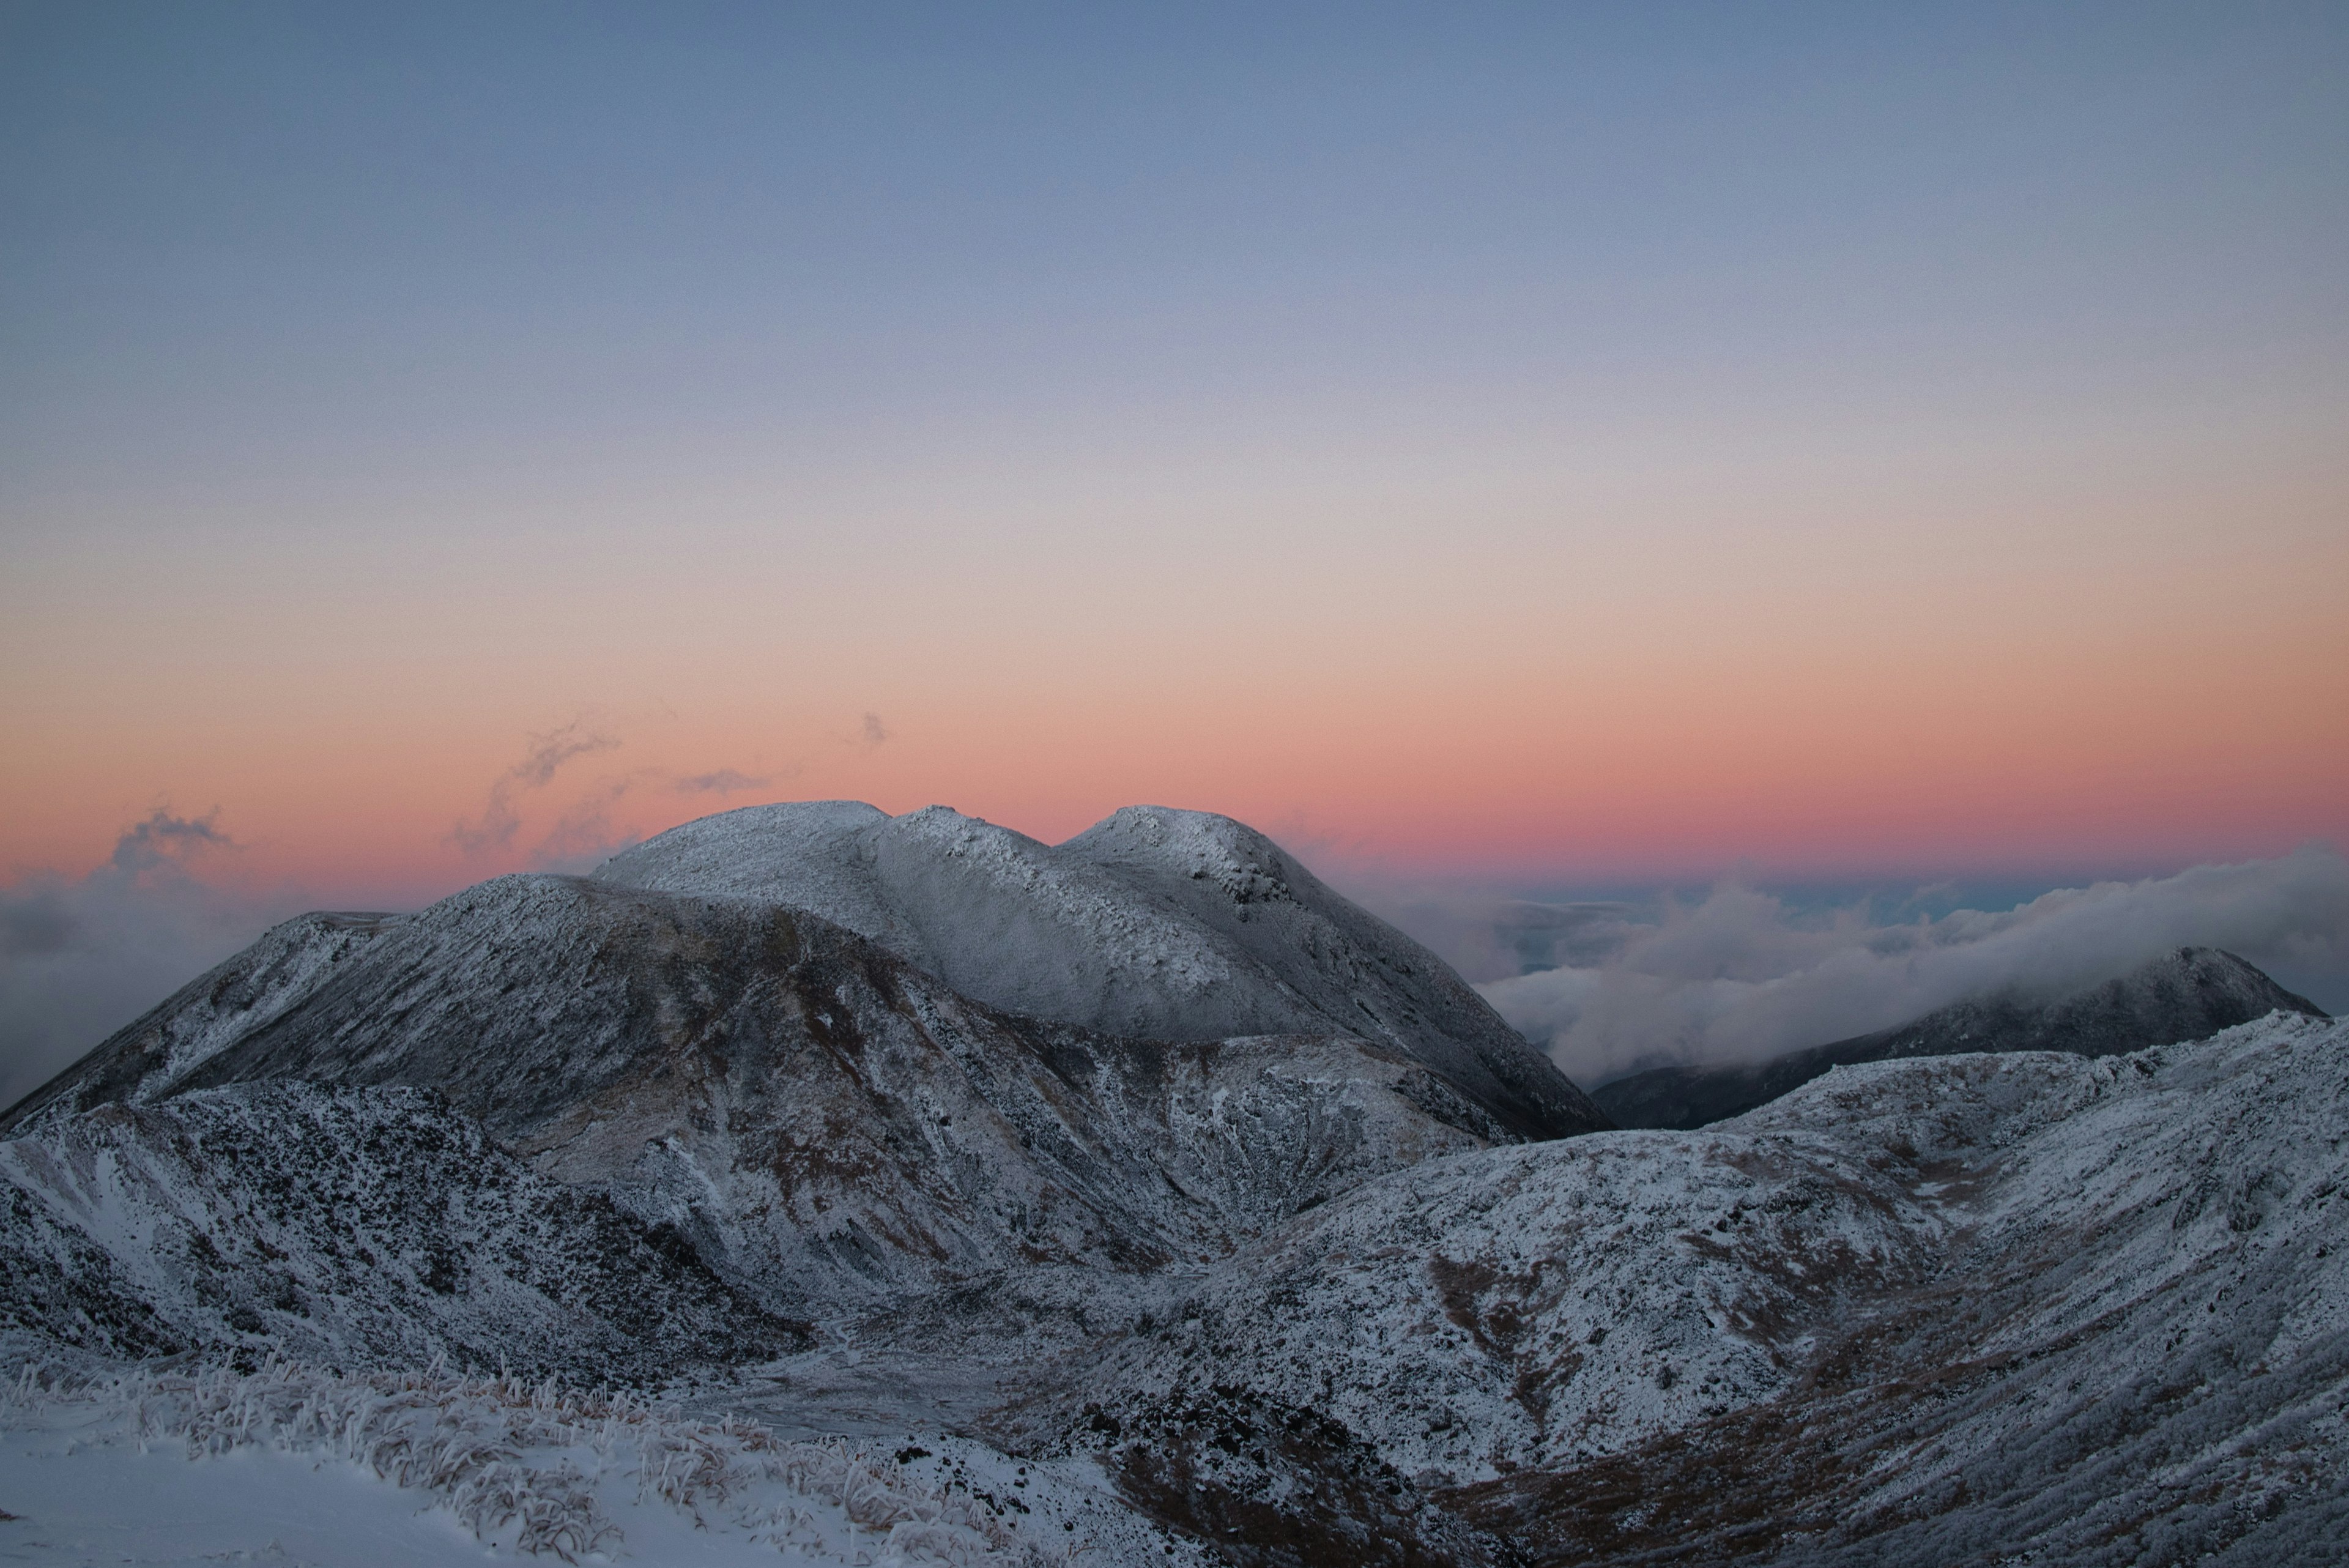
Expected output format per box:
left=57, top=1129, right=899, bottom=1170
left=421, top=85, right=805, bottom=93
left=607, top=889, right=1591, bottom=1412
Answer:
left=5, top=1358, right=1077, bottom=1566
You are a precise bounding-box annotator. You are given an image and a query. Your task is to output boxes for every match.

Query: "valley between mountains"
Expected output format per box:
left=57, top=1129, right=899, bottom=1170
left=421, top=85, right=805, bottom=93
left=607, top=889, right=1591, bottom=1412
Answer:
left=2, top=803, right=2342, bottom=1566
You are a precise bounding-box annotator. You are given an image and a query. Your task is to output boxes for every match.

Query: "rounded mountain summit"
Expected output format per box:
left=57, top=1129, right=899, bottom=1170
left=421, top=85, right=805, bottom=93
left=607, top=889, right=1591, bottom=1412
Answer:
left=593, top=801, right=1606, bottom=1141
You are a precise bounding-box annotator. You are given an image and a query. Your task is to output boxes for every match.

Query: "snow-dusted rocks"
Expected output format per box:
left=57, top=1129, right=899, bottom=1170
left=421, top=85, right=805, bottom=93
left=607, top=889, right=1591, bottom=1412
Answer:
left=0, top=1361, right=1184, bottom=1565
left=0, top=1082, right=807, bottom=1378
left=1003, top=1012, right=2349, bottom=1564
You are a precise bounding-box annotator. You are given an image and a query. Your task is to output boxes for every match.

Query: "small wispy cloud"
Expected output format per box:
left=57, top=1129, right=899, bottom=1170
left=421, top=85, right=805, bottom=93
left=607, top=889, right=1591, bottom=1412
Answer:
left=0, top=808, right=240, bottom=973
left=449, top=722, right=619, bottom=856
left=861, top=713, right=889, bottom=749
left=674, top=769, right=771, bottom=796
left=107, top=808, right=234, bottom=874
left=532, top=773, right=651, bottom=874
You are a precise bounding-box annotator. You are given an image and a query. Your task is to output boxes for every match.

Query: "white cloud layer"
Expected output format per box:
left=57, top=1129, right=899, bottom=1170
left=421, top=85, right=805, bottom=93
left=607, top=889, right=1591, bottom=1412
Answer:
left=1462, top=847, right=2349, bottom=1088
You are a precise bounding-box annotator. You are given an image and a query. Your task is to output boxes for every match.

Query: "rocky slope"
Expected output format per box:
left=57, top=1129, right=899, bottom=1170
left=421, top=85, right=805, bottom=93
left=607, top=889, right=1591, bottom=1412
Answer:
left=1, top=1081, right=808, bottom=1378
left=1592, top=945, right=2325, bottom=1129
left=1, top=871, right=1509, bottom=1348
left=996, top=1011, right=2349, bottom=1565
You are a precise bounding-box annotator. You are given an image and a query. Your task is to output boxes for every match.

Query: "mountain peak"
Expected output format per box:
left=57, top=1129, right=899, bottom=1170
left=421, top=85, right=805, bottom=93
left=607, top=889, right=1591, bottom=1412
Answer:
left=595, top=800, right=1605, bottom=1140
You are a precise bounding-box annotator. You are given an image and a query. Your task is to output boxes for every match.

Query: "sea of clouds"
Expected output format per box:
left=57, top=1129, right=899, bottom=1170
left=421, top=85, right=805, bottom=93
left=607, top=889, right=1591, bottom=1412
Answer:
left=1378, top=848, right=2349, bottom=1088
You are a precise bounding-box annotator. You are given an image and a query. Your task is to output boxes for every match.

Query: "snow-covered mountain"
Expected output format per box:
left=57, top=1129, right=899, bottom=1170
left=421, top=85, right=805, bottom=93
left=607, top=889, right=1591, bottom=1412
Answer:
left=1592, top=944, right=2326, bottom=1130
left=2, top=803, right=2343, bottom=1565
left=594, top=801, right=1601, bottom=1141
left=1, top=869, right=1515, bottom=1345
left=1, top=1081, right=809, bottom=1378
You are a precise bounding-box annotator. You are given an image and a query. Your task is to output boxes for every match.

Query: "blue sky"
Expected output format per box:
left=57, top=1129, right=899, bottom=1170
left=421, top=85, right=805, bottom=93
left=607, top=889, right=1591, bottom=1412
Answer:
left=9, top=1, right=2342, bottom=517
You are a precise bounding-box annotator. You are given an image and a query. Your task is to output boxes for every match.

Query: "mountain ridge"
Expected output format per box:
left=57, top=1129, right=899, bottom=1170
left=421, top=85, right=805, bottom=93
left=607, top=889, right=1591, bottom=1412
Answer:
left=0, top=847, right=1543, bottom=1341
left=592, top=800, right=1605, bottom=1141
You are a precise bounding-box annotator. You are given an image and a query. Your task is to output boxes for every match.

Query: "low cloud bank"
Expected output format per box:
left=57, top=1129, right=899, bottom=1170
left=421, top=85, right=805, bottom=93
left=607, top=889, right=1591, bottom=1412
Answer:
left=1444, top=847, right=2349, bottom=1088
left=0, top=811, right=311, bottom=1110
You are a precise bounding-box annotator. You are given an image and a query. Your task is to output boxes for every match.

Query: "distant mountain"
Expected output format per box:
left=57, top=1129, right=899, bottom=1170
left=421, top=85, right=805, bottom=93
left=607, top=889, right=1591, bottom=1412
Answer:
left=1591, top=945, right=2326, bottom=1131
left=594, top=801, right=1603, bottom=1141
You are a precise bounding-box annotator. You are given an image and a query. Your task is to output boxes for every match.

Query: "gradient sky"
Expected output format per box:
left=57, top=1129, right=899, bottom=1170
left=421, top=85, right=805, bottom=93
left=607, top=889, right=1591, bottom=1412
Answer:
left=4, top=1, right=2345, bottom=910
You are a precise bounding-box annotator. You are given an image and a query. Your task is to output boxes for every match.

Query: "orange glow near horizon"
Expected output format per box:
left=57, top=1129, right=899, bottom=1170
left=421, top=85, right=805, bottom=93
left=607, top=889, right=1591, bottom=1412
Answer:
left=7, top=472, right=2342, bottom=904
left=5, top=239, right=2344, bottom=907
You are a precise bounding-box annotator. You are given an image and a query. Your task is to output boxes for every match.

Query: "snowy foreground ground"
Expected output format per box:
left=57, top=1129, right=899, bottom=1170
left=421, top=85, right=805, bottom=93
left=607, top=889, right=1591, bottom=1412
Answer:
left=0, top=1363, right=1203, bottom=1566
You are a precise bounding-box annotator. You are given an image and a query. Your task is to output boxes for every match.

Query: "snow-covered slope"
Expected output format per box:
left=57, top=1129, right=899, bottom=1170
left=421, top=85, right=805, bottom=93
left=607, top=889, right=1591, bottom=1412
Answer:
left=997, top=1011, right=2349, bottom=1564
left=2, top=910, right=400, bottom=1126
left=1, top=873, right=1504, bottom=1337
left=1594, top=944, right=2326, bottom=1129
left=1, top=1361, right=1195, bottom=1566
left=592, top=802, right=1603, bottom=1140
left=1, top=1082, right=807, bottom=1378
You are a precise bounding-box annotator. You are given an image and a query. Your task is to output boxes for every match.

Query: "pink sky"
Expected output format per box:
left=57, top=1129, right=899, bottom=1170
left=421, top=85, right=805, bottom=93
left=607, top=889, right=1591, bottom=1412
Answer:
left=7, top=425, right=2341, bottom=907
left=5, top=6, right=2344, bottom=911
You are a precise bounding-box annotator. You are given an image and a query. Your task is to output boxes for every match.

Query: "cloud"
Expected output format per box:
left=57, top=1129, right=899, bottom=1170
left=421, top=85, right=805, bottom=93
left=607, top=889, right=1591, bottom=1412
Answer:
left=0, top=810, right=305, bottom=1112
left=0, top=885, right=76, bottom=957
left=861, top=713, right=889, bottom=748
left=1358, top=892, right=1642, bottom=987
left=531, top=772, right=650, bottom=874
left=448, top=722, right=619, bottom=856
left=108, top=808, right=233, bottom=873
left=674, top=769, right=771, bottom=796
left=1455, top=846, right=2349, bottom=1088
left=513, top=724, right=617, bottom=788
